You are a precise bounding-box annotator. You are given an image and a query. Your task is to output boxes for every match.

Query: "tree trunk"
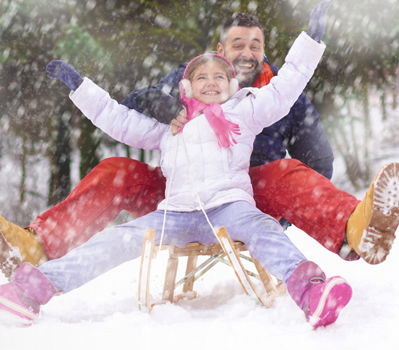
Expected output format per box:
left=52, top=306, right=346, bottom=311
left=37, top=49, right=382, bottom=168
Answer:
left=78, top=115, right=101, bottom=179
left=363, top=85, right=371, bottom=185
left=381, top=89, right=387, bottom=121
left=20, top=136, right=27, bottom=203
left=48, top=102, right=72, bottom=206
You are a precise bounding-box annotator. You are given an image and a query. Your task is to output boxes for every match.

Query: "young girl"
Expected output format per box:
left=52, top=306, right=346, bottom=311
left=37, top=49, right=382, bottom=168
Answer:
left=0, top=1, right=351, bottom=329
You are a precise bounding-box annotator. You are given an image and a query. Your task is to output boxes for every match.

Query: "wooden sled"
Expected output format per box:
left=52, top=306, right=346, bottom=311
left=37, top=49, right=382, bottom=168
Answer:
left=138, top=226, right=286, bottom=312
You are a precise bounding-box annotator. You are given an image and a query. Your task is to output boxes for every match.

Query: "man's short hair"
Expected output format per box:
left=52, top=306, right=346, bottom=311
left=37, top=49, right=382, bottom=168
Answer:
left=220, top=13, right=264, bottom=46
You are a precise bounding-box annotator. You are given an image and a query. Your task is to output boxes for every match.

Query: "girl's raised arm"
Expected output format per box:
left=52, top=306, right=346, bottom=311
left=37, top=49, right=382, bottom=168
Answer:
left=71, top=78, right=169, bottom=150
left=46, top=62, right=169, bottom=150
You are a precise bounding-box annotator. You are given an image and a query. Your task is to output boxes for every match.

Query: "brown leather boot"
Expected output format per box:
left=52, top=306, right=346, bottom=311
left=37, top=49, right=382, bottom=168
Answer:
left=0, top=215, right=48, bottom=280
left=0, top=229, right=22, bottom=280
left=346, top=163, right=399, bottom=264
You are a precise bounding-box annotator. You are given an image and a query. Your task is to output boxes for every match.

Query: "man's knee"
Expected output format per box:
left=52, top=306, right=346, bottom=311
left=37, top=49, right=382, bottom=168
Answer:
left=98, top=158, right=161, bottom=178
left=96, top=157, right=140, bottom=173
left=251, top=159, right=309, bottom=190
left=267, top=159, right=307, bottom=176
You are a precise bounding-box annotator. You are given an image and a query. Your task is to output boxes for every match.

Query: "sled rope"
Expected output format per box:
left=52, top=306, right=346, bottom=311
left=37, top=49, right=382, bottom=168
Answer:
left=158, top=133, right=180, bottom=251
left=159, top=130, right=223, bottom=252
left=180, top=133, right=222, bottom=245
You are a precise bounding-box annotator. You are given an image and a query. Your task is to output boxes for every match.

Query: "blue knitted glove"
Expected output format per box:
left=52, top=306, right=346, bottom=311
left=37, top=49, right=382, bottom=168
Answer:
left=307, top=0, right=334, bottom=43
left=46, top=60, right=84, bottom=91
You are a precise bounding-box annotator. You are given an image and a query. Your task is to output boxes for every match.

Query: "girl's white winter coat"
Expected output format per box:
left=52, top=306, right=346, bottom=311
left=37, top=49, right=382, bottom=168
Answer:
left=70, top=32, right=325, bottom=212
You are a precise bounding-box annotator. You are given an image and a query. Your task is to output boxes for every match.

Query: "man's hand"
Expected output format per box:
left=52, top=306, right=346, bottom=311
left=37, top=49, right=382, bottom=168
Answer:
left=134, top=89, right=185, bottom=125
left=46, top=60, right=84, bottom=91
left=171, top=107, right=187, bottom=135
left=307, top=0, right=335, bottom=43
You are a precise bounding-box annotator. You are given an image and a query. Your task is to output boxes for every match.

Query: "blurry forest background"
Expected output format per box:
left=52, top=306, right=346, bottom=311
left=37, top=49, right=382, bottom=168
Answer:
left=1, top=0, right=399, bottom=226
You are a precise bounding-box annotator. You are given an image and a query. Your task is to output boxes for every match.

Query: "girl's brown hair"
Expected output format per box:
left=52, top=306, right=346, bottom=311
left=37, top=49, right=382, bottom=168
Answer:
left=185, top=55, right=234, bottom=83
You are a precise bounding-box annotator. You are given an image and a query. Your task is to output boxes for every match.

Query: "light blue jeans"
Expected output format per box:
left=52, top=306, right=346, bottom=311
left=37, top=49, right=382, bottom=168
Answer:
left=39, top=201, right=306, bottom=293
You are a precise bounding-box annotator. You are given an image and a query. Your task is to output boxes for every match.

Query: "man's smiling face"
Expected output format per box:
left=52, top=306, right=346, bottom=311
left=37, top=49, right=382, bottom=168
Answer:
left=217, top=26, right=264, bottom=88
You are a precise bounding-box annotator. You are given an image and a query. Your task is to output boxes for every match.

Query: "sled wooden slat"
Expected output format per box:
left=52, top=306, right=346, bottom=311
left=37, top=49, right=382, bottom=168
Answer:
left=216, top=226, right=263, bottom=304
left=182, top=243, right=199, bottom=293
left=138, top=228, right=156, bottom=312
left=162, top=256, right=179, bottom=302
left=138, top=226, right=286, bottom=311
left=250, top=254, right=277, bottom=294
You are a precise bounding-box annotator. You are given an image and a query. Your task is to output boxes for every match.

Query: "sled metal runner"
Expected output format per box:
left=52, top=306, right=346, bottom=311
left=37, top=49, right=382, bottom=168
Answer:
left=138, top=226, right=286, bottom=312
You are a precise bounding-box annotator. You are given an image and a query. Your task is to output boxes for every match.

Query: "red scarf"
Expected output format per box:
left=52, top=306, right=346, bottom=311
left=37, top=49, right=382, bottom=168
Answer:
left=252, top=62, right=274, bottom=88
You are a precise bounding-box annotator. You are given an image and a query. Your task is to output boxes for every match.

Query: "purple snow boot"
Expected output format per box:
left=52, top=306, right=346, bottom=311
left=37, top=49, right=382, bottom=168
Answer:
left=287, top=261, right=352, bottom=329
left=0, top=263, right=59, bottom=325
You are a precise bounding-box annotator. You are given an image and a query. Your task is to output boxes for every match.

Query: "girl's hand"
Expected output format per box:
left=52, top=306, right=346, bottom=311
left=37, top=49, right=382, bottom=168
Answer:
left=46, top=60, right=84, bottom=91
left=171, top=107, right=187, bottom=135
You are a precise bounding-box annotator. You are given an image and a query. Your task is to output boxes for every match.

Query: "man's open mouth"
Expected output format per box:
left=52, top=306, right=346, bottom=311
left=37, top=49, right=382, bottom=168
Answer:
left=233, top=59, right=259, bottom=73
left=237, top=63, right=254, bottom=69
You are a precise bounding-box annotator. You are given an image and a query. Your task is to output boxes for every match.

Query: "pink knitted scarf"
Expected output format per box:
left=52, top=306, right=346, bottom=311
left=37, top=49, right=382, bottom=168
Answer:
left=177, top=95, right=241, bottom=148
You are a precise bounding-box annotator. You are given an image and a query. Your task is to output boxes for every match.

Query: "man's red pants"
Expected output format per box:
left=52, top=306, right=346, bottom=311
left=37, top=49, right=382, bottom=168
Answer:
left=29, top=158, right=360, bottom=260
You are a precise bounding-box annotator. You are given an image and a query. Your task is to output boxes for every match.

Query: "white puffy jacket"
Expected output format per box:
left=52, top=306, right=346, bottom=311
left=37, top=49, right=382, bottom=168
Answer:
left=70, top=32, right=325, bottom=212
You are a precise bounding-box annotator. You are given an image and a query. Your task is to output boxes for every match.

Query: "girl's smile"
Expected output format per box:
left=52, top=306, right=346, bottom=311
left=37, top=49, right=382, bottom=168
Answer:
left=191, top=60, right=230, bottom=105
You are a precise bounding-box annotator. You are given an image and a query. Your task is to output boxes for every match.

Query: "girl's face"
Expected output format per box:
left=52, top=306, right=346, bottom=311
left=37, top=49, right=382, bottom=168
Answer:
left=191, top=60, right=230, bottom=105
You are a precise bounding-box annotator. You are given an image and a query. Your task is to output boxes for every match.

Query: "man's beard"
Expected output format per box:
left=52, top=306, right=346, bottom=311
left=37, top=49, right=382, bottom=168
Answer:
left=232, top=58, right=263, bottom=88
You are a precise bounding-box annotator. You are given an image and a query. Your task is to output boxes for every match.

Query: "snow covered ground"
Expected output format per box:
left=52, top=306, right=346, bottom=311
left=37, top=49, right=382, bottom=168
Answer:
left=1, top=79, right=399, bottom=350
left=1, top=219, right=398, bottom=350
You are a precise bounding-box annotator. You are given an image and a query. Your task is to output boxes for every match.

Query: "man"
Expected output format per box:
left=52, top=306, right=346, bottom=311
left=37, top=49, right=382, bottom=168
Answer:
left=1, top=12, right=397, bottom=280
